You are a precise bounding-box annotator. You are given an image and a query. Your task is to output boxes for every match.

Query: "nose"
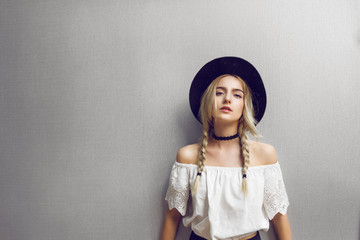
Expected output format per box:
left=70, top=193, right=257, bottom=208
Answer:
left=223, top=93, right=231, bottom=103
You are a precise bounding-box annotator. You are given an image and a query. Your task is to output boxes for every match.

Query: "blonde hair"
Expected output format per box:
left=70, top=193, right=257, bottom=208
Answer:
left=192, top=74, right=261, bottom=196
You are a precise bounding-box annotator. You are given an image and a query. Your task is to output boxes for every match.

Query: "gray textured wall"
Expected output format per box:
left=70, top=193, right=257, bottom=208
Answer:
left=0, top=1, right=359, bottom=240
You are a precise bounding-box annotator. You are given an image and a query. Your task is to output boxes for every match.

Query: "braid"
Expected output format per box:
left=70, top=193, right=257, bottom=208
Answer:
left=192, top=129, right=209, bottom=195
left=239, top=124, right=250, bottom=196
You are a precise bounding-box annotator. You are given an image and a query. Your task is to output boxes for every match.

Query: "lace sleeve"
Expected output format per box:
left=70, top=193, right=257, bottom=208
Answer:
left=165, top=163, right=190, bottom=216
left=263, top=163, right=289, bottom=220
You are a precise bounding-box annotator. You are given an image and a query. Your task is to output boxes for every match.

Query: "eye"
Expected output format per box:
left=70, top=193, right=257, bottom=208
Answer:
left=234, top=94, right=243, bottom=98
left=216, top=92, right=224, bottom=96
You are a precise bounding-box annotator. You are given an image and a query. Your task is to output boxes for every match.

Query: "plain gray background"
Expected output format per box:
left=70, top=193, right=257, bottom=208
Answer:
left=1, top=0, right=359, bottom=239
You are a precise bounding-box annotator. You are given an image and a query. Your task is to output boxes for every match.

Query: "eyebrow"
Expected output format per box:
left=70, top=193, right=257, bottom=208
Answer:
left=216, top=86, right=244, bottom=93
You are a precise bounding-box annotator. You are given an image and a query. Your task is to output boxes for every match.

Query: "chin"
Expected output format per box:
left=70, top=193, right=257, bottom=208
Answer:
left=214, top=117, right=239, bottom=124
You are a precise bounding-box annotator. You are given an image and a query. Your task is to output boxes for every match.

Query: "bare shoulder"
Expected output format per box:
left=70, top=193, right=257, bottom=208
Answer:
left=176, top=143, right=199, bottom=165
left=248, top=139, right=278, bottom=165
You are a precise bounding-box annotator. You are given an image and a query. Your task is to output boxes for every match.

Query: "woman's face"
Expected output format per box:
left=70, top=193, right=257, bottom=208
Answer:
left=213, top=75, right=244, bottom=123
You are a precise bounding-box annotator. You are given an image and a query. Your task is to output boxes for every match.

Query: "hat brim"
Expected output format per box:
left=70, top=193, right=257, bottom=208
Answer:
left=189, top=56, right=267, bottom=125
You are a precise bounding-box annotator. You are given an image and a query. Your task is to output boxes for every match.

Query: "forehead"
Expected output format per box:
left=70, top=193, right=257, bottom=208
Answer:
left=217, top=75, right=243, bottom=89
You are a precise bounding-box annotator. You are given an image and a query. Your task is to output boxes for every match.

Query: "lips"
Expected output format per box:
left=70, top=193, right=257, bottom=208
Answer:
left=220, top=106, right=232, bottom=111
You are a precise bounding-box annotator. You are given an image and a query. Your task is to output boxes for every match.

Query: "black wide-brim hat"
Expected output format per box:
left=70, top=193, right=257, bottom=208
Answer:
left=189, top=56, right=267, bottom=125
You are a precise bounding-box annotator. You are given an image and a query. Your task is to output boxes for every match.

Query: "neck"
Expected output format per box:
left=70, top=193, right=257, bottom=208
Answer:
left=212, top=132, right=238, bottom=140
left=213, top=121, right=238, bottom=138
left=210, top=121, right=240, bottom=146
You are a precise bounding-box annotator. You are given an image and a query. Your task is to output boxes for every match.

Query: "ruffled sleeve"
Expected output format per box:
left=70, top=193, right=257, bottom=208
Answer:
left=263, top=162, right=289, bottom=220
left=165, top=162, right=190, bottom=216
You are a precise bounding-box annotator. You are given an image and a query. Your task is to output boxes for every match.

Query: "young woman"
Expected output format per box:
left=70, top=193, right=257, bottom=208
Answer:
left=161, top=57, right=291, bottom=240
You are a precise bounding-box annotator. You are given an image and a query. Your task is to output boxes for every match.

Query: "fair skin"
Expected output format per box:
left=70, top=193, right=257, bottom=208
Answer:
left=161, top=76, right=291, bottom=240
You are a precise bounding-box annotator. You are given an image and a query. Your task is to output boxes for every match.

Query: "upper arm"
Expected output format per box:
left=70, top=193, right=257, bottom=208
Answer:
left=166, top=207, right=183, bottom=222
left=271, top=212, right=292, bottom=239
left=271, top=212, right=288, bottom=223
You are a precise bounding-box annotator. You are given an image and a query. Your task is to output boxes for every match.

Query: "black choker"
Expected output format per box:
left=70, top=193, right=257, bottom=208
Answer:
left=212, top=133, right=239, bottom=141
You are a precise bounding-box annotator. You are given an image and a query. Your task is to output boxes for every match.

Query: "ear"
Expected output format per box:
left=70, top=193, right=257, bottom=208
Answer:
left=209, top=116, right=214, bottom=126
left=210, top=107, right=216, bottom=124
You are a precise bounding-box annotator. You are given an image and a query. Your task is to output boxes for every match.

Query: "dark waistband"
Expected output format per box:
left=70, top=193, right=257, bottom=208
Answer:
left=189, top=231, right=261, bottom=240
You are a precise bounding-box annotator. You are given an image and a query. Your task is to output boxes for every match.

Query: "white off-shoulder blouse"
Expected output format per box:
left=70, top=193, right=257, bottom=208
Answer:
left=165, top=161, right=289, bottom=240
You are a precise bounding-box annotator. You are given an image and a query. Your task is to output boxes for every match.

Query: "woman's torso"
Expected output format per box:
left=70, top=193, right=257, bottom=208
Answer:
left=166, top=139, right=288, bottom=239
